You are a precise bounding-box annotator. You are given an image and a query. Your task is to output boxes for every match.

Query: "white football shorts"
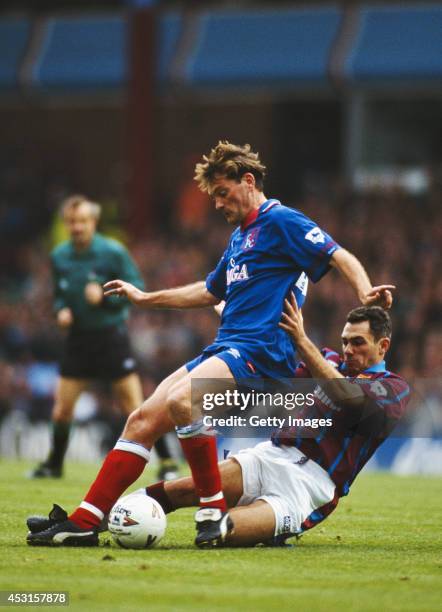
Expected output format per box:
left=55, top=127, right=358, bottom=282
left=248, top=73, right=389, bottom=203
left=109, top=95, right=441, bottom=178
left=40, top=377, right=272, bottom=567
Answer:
left=232, top=441, right=336, bottom=537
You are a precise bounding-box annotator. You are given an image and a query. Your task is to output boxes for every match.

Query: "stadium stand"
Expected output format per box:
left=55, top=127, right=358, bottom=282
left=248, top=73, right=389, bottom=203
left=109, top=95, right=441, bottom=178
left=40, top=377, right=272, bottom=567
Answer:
left=184, top=7, right=342, bottom=86
left=4, top=5, right=442, bottom=92
left=345, top=4, right=442, bottom=84
left=32, top=15, right=127, bottom=90
left=0, top=10, right=182, bottom=91
left=156, top=11, right=182, bottom=82
left=0, top=17, right=31, bottom=90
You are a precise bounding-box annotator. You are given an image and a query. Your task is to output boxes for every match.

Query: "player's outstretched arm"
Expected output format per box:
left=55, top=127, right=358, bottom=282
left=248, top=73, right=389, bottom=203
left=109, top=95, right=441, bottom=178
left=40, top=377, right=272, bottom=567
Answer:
left=330, top=249, right=395, bottom=309
left=103, top=279, right=220, bottom=309
left=280, top=293, right=364, bottom=405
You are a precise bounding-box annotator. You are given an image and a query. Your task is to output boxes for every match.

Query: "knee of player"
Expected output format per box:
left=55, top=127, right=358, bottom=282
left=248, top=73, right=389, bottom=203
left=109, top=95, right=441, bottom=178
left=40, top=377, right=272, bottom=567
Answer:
left=123, top=409, right=154, bottom=439
left=165, top=388, right=192, bottom=427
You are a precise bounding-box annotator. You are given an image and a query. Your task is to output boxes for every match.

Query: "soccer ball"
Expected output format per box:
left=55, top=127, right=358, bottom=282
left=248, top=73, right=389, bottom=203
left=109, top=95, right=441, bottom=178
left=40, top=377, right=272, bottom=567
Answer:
left=108, top=492, right=166, bottom=549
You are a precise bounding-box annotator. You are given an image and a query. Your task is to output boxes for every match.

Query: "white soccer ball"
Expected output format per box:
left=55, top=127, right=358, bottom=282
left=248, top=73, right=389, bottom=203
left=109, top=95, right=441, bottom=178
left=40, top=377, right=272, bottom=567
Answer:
left=108, top=492, right=166, bottom=549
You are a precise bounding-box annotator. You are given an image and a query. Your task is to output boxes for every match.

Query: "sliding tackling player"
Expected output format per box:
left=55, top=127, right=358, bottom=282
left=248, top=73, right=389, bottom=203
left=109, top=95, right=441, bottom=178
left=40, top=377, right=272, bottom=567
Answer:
left=141, top=303, right=410, bottom=546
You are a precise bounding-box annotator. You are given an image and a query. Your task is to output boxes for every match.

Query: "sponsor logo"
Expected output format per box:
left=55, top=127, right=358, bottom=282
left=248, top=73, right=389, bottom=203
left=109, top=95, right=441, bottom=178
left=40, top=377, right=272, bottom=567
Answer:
left=226, top=258, right=249, bottom=285
left=305, top=226, right=325, bottom=244
left=109, top=505, right=139, bottom=527
left=241, top=227, right=261, bottom=250
left=314, top=385, right=341, bottom=412
left=123, top=516, right=139, bottom=527
left=227, top=348, right=241, bottom=359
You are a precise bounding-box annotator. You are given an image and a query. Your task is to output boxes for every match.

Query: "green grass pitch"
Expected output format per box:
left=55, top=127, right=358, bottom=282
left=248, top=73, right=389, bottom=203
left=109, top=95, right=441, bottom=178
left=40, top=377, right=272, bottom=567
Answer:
left=0, top=459, right=441, bottom=611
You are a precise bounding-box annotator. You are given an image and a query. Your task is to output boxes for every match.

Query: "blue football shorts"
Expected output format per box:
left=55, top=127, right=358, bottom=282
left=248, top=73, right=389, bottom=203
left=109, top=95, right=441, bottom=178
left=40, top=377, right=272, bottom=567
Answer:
left=185, top=346, right=263, bottom=384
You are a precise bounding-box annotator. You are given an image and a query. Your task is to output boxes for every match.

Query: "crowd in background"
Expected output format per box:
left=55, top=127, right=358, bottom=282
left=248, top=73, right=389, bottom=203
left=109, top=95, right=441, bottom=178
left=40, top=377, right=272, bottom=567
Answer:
left=0, top=170, right=441, bottom=429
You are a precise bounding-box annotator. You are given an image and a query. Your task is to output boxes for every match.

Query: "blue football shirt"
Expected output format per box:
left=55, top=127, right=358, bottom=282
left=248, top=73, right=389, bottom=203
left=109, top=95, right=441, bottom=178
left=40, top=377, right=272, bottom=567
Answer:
left=205, top=199, right=340, bottom=377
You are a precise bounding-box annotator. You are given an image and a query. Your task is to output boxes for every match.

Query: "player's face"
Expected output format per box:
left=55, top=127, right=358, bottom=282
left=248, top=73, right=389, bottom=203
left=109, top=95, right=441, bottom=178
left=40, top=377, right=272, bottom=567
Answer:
left=209, top=175, right=256, bottom=224
left=64, top=203, right=97, bottom=248
left=341, top=320, right=388, bottom=375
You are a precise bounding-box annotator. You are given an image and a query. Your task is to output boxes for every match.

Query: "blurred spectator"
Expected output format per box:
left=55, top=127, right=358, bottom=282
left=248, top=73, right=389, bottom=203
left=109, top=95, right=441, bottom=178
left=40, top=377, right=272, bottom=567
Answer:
left=174, top=154, right=210, bottom=234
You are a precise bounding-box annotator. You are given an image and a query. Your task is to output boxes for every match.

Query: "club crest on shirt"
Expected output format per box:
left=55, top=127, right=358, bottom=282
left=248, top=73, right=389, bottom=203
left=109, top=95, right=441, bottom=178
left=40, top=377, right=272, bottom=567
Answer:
left=241, top=227, right=261, bottom=250
left=369, top=381, right=388, bottom=397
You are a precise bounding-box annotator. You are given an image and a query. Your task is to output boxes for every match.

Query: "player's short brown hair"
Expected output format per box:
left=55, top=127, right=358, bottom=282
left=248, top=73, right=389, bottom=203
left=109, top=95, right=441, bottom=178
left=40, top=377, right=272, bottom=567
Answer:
left=194, top=141, right=267, bottom=192
left=61, top=194, right=101, bottom=221
left=346, top=306, right=392, bottom=340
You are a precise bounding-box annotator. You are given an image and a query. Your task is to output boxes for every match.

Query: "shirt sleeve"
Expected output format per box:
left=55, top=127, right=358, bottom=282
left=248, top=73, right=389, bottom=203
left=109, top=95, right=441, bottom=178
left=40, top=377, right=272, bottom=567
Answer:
left=354, top=375, right=411, bottom=436
left=51, top=254, right=67, bottom=314
left=294, top=347, right=341, bottom=378
left=206, top=251, right=228, bottom=301
left=277, top=208, right=340, bottom=283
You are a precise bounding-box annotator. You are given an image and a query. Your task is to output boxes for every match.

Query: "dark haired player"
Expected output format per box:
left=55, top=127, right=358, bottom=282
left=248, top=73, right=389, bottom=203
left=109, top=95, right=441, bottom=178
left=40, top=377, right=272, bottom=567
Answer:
left=139, top=303, right=410, bottom=546
left=26, top=142, right=395, bottom=548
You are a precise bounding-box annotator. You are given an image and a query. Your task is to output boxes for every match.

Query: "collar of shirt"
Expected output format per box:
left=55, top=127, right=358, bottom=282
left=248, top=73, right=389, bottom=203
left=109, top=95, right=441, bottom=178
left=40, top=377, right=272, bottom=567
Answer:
left=69, top=233, right=99, bottom=257
left=240, top=199, right=280, bottom=231
left=363, top=360, right=386, bottom=373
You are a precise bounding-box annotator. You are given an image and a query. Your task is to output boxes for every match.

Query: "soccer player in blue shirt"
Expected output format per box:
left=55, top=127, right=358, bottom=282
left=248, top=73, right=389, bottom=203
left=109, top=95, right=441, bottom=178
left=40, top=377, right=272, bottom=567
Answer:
left=27, top=141, right=394, bottom=548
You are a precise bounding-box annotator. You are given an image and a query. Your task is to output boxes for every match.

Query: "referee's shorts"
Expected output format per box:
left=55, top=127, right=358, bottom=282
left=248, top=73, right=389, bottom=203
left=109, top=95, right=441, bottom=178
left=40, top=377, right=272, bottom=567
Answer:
left=60, top=324, right=137, bottom=381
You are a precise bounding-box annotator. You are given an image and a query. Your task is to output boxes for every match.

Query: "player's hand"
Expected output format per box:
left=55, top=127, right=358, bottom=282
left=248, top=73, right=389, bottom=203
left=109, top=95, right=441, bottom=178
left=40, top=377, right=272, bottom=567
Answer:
left=84, top=282, right=103, bottom=305
left=362, top=285, right=395, bottom=309
left=57, top=307, right=73, bottom=328
left=213, top=301, right=225, bottom=317
left=279, top=292, right=306, bottom=342
left=103, top=279, right=144, bottom=305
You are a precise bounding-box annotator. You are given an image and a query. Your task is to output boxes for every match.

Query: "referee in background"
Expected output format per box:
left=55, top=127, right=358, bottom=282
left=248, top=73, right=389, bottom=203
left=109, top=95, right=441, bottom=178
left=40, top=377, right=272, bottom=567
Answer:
left=31, top=195, right=178, bottom=480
